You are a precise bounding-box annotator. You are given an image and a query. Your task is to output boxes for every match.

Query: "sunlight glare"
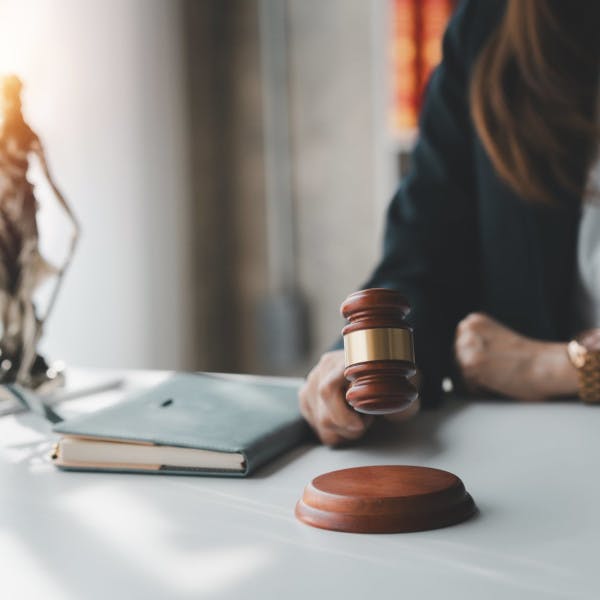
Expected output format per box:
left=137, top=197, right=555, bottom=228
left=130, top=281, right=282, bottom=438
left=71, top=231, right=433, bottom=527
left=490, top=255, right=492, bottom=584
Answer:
left=63, top=486, right=272, bottom=595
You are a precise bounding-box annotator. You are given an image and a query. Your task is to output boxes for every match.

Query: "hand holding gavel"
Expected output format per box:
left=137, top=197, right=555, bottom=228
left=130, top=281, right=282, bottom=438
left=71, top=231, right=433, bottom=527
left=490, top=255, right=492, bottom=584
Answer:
left=299, top=289, right=420, bottom=446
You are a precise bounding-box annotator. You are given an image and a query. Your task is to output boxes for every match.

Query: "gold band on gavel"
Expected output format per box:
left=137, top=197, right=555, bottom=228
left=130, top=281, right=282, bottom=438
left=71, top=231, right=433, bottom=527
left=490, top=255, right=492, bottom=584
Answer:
left=343, top=328, right=415, bottom=367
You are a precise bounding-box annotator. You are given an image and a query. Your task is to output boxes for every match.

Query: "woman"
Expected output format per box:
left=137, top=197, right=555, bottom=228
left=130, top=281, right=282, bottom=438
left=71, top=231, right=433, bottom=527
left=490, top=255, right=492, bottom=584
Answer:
left=299, top=0, right=600, bottom=446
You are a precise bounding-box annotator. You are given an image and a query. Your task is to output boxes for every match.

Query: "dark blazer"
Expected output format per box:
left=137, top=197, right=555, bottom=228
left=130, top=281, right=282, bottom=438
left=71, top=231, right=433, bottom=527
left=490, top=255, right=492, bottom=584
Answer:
left=359, top=0, right=586, bottom=406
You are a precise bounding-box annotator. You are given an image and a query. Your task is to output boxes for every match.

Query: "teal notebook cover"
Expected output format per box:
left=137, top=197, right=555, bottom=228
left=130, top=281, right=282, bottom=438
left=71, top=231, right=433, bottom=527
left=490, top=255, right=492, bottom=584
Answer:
left=53, top=373, right=308, bottom=477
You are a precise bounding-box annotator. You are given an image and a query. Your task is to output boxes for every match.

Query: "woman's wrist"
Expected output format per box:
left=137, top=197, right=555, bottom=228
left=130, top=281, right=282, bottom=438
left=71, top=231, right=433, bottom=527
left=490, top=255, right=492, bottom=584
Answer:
left=529, top=341, right=578, bottom=399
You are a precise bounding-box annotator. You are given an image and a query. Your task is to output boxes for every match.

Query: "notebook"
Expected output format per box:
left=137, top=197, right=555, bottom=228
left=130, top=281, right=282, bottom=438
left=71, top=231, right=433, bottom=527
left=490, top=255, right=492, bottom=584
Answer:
left=52, top=373, right=309, bottom=476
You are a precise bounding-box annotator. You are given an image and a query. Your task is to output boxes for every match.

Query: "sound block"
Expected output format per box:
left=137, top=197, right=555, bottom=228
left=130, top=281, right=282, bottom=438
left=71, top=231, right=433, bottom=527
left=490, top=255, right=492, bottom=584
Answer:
left=295, top=465, right=476, bottom=533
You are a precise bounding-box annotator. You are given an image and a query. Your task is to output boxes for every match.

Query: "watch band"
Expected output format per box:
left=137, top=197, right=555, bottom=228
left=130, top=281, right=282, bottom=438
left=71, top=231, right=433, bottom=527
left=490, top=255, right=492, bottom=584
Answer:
left=578, top=352, right=600, bottom=404
left=568, top=336, right=600, bottom=404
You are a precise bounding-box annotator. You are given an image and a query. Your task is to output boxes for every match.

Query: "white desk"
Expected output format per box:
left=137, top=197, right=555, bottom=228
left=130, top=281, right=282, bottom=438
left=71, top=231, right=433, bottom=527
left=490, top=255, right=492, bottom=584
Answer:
left=2, top=369, right=600, bottom=600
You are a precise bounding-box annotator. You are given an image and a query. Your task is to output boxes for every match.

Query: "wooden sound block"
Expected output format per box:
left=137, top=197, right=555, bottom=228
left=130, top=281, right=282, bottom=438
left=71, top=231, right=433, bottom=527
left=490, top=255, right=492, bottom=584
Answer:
left=295, top=465, right=476, bottom=534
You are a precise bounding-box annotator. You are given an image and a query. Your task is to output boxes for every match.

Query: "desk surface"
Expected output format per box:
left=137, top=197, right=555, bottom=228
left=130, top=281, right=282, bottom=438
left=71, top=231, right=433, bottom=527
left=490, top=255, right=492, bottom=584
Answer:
left=2, top=368, right=600, bottom=600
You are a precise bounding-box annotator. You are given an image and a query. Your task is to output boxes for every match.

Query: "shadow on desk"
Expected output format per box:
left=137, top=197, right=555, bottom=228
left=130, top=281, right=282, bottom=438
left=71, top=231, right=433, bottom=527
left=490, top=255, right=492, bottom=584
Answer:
left=253, top=401, right=470, bottom=478
left=357, top=391, right=581, bottom=463
left=351, top=397, right=470, bottom=461
left=259, top=397, right=473, bottom=477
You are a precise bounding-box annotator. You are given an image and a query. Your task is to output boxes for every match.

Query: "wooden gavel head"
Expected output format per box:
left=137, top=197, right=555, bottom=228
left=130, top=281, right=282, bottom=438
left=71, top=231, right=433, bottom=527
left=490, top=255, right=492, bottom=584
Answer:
left=341, top=288, right=418, bottom=415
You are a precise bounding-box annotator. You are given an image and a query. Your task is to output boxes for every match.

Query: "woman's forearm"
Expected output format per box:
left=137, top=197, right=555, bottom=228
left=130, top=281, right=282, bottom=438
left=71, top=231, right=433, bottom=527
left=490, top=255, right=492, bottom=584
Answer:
left=455, top=313, right=579, bottom=401
left=530, top=341, right=578, bottom=398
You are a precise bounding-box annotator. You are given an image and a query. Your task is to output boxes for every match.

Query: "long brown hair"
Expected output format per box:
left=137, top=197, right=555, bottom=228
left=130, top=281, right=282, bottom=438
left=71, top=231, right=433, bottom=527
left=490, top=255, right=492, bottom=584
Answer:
left=470, top=0, right=600, bottom=204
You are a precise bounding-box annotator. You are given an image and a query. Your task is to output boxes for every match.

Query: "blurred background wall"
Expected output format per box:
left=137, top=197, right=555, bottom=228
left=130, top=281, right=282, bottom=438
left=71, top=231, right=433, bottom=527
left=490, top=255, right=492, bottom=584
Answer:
left=0, top=0, right=454, bottom=376
left=187, top=0, right=387, bottom=376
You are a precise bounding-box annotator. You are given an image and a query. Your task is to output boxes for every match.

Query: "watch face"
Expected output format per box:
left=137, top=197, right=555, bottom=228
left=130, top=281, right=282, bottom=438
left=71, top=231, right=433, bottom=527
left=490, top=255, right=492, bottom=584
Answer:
left=578, top=328, right=600, bottom=352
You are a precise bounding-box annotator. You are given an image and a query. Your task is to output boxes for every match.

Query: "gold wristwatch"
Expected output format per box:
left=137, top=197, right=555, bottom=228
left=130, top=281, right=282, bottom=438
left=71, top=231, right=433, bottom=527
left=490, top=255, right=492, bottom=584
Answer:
left=567, top=329, right=600, bottom=404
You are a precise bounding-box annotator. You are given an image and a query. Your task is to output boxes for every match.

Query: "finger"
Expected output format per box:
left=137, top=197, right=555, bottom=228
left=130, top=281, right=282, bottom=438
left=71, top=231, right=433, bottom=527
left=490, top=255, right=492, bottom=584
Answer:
left=302, top=395, right=339, bottom=445
left=315, top=409, right=371, bottom=446
left=315, top=395, right=372, bottom=444
left=455, top=328, right=484, bottom=351
left=455, top=332, right=485, bottom=370
left=457, top=312, right=492, bottom=333
left=318, top=428, right=346, bottom=447
left=342, top=414, right=374, bottom=438
left=317, top=373, right=366, bottom=433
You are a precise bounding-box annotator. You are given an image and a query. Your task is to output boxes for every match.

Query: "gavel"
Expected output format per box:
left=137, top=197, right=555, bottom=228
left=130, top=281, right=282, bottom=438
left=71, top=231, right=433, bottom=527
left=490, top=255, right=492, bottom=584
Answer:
left=295, top=289, right=476, bottom=535
left=341, top=288, right=418, bottom=415
left=295, top=288, right=476, bottom=533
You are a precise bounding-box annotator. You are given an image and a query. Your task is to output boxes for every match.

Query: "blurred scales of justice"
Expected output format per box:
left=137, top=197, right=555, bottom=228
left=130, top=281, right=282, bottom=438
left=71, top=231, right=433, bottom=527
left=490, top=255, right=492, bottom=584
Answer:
left=0, top=75, right=121, bottom=417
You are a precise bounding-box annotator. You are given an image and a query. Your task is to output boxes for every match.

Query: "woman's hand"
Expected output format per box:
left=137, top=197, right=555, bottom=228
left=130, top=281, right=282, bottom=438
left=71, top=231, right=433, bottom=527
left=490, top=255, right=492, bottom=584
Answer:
left=454, top=313, right=577, bottom=401
left=299, top=350, right=421, bottom=445
left=299, top=350, right=374, bottom=446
